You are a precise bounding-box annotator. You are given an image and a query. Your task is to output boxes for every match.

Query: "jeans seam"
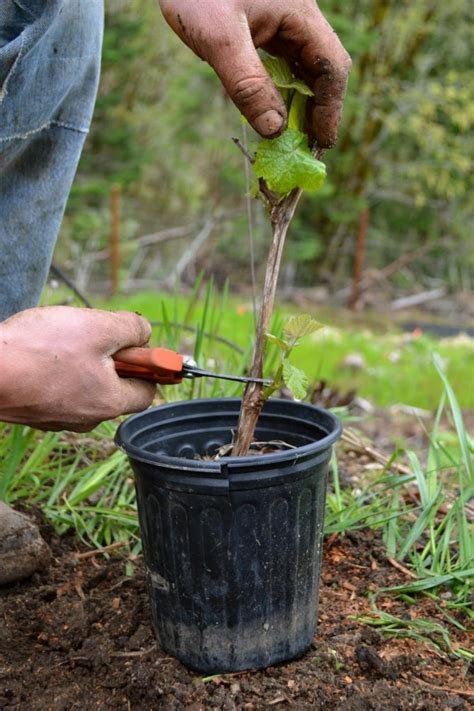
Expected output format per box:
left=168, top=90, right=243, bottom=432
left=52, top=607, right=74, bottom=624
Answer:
left=0, top=33, right=25, bottom=105
left=0, top=119, right=89, bottom=143
left=13, top=1, right=39, bottom=20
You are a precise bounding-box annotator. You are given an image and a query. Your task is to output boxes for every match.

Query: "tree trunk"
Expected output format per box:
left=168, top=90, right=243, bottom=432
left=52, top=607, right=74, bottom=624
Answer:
left=349, top=206, right=369, bottom=310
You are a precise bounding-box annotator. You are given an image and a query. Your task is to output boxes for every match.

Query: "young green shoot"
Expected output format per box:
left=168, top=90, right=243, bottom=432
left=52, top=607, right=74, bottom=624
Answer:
left=263, top=315, right=323, bottom=401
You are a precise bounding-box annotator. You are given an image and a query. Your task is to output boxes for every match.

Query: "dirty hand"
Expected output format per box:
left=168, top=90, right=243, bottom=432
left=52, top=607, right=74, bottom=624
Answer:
left=159, top=0, right=351, bottom=147
left=0, top=307, right=156, bottom=432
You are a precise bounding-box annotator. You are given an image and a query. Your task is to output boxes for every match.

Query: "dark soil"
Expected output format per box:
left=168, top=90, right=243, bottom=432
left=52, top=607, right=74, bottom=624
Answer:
left=1, top=516, right=472, bottom=710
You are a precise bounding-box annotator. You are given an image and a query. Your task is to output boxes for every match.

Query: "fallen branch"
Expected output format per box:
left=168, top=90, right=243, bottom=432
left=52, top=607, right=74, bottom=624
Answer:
left=110, top=645, right=159, bottom=659
left=391, top=287, right=446, bottom=312
left=164, top=217, right=215, bottom=289
left=335, top=240, right=443, bottom=301
left=341, top=428, right=412, bottom=476
left=268, top=695, right=290, bottom=706
left=386, top=556, right=418, bottom=579
left=86, top=211, right=243, bottom=261
left=136, top=224, right=196, bottom=248
left=370, top=240, right=439, bottom=285
left=413, top=678, right=474, bottom=698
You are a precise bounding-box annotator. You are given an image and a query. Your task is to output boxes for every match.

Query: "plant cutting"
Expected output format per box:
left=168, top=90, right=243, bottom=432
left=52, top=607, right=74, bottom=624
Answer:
left=116, top=55, right=342, bottom=673
left=230, top=53, right=327, bottom=456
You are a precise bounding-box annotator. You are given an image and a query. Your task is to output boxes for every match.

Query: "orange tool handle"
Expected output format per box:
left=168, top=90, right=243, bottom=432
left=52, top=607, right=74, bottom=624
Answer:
left=113, top=347, right=184, bottom=385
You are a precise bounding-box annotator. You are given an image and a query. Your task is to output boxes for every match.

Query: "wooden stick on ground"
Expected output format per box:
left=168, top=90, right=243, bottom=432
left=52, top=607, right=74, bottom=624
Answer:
left=75, top=541, right=128, bottom=559
left=342, top=427, right=412, bottom=476
left=386, top=556, right=418, bottom=579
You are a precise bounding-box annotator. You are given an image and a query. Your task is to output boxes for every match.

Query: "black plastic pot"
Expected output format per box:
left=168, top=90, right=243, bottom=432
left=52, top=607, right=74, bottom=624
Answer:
left=115, top=398, right=341, bottom=672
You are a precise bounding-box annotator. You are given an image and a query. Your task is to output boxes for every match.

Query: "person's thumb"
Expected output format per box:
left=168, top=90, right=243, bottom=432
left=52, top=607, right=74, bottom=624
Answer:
left=207, top=32, right=287, bottom=138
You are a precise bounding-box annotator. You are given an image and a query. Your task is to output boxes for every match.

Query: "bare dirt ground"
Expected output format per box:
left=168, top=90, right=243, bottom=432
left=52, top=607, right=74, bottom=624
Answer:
left=1, top=496, right=472, bottom=710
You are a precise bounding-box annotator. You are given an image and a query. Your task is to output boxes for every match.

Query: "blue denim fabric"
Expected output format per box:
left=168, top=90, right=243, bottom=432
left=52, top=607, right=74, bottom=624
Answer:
left=0, top=1, right=103, bottom=321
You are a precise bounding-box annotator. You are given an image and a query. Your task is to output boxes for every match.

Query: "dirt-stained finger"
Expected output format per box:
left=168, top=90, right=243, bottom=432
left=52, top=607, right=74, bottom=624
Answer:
left=117, top=378, right=157, bottom=416
left=265, top=2, right=351, bottom=147
left=98, top=311, right=152, bottom=355
left=207, top=33, right=287, bottom=137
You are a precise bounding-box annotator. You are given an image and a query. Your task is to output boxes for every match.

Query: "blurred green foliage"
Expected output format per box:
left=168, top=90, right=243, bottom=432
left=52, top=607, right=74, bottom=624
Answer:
left=98, top=290, right=474, bottom=411
left=56, top=0, right=473, bottom=293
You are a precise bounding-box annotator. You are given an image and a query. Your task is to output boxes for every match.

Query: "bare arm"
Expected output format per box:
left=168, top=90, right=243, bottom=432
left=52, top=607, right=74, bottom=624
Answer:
left=0, top=307, right=156, bottom=432
left=159, top=0, right=351, bottom=146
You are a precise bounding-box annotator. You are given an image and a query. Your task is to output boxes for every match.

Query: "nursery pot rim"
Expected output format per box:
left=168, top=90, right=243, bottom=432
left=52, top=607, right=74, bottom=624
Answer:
left=115, top=397, right=342, bottom=471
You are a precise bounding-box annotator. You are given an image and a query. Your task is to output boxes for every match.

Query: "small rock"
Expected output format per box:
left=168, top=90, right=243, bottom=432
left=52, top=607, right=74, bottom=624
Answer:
left=356, top=645, right=385, bottom=675
left=0, top=502, right=51, bottom=585
left=353, top=396, right=375, bottom=414
left=126, top=624, right=152, bottom=651
left=340, top=353, right=367, bottom=371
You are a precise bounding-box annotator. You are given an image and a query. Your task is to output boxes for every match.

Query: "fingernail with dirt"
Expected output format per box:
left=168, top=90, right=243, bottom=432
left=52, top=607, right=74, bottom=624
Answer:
left=254, top=110, right=284, bottom=137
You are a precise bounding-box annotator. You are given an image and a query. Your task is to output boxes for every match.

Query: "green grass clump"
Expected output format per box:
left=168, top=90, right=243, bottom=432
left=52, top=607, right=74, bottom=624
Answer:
left=100, top=289, right=474, bottom=411
left=0, top=422, right=141, bottom=552
left=326, top=354, right=473, bottom=659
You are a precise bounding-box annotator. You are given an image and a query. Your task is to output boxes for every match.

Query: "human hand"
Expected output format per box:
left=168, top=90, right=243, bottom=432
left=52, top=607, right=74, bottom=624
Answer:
left=0, top=307, right=156, bottom=432
left=159, top=0, right=351, bottom=147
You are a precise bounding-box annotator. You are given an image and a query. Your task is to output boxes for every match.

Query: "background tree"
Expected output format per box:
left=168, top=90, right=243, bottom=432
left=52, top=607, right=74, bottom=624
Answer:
left=54, top=0, right=473, bottom=298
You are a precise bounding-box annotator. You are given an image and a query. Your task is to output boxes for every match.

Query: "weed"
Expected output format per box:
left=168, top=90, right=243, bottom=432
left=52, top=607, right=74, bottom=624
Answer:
left=328, top=648, right=346, bottom=672
left=356, top=609, right=470, bottom=659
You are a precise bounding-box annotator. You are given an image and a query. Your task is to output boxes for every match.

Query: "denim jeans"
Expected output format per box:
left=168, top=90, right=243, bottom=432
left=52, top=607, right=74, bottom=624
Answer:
left=0, top=1, right=103, bottom=321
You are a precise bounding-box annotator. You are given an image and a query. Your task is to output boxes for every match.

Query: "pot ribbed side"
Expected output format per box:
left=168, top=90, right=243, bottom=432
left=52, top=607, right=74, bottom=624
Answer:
left=117, top=399, right=341, bottom=672
left=134, top=458, right=328, bottom=672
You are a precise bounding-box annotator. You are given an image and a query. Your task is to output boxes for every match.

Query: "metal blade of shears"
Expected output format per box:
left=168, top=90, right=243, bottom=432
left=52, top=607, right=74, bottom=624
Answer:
left=182, top=363, right=272, bottom=387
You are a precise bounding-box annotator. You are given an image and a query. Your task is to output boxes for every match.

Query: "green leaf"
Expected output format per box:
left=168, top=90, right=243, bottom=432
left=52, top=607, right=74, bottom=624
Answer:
left=262, top=55, right=314, bottom=96
left=283, top=314, right=324, bottom=340
left=265, top=332, right=289, bottom=351
left=254, top=129, right=326, bottom=194
left=288, top=92, right=308, bottom=132
left=283, top=361, right=308, bottom=400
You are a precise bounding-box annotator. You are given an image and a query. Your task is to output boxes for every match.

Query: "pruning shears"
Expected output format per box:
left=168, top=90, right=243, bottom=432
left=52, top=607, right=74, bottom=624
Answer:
left=113, top=347, right=271, bottom=387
